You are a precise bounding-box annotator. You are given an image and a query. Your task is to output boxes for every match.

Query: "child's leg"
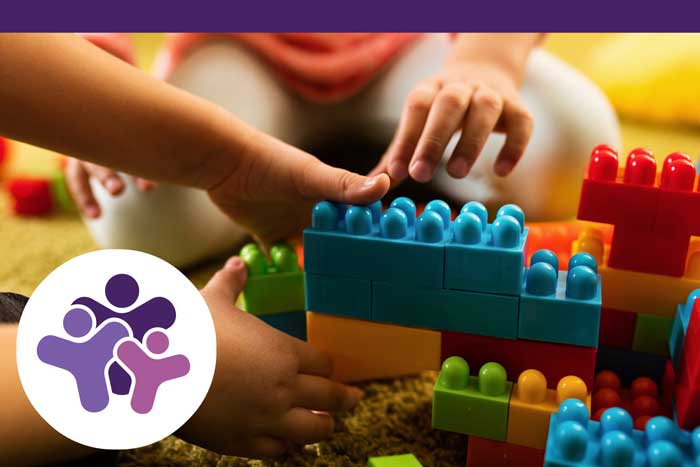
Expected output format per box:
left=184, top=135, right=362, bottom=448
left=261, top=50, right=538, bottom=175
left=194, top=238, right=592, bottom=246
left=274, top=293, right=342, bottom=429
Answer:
left=86, top=40, right=306, bottom=266
left=345, top=34, right=622, bottom=220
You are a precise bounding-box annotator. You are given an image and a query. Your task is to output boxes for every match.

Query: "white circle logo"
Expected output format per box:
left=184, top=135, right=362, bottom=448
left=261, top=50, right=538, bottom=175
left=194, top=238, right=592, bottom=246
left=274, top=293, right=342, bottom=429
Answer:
left=16, top=249, right=216, bottom=449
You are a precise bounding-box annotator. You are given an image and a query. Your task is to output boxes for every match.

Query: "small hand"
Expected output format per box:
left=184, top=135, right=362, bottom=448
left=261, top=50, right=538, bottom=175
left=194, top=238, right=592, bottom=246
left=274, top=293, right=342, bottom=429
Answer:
left=64, top=158, right=156, bottom=218
left=178, top=257, right=363, bottom=457
left=370, top=61, right=533, bottom=184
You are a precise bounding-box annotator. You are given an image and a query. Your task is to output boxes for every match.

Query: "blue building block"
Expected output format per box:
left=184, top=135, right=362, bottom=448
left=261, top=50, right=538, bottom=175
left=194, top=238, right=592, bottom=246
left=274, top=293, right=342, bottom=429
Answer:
left=305, top=273, right=371, bottom=320
left=444, top=202, right=528, bottom=295
left=545, top=399, right=700, bottom=466
left=670, top=289, right=700, bottom=369
left=303, top=198, right=450, bottom=288
left=432, top=356, right=513, bottom=440
left=372, top=281, right=518, bottom=338
left=518, top=251, right=601, bottom=347
left=259, top=310, right=307, bottom=341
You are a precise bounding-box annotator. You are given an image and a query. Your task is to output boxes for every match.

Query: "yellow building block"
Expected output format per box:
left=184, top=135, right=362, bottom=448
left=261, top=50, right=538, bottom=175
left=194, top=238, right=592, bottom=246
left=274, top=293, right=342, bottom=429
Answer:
left=306, top=312, right=441, bottom=382
left=573, top=229, right=700, bottom=317
left=506, top=370, right=589, bottom=449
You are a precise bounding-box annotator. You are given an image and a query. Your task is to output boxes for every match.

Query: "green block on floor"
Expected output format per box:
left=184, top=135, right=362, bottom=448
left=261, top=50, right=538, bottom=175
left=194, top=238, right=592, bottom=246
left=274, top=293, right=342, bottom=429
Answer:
left=367, top=454, right=424, bottom=467
left=239, top=243, right=305, bottom=315
left=632, top=313, right=673, bottom=356
left=432, top=356, right=512, bottom=441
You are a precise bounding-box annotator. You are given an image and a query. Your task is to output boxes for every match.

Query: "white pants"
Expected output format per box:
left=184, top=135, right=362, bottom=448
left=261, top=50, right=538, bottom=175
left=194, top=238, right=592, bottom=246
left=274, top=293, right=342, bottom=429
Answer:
left=86, top=34, right=621, bottom=267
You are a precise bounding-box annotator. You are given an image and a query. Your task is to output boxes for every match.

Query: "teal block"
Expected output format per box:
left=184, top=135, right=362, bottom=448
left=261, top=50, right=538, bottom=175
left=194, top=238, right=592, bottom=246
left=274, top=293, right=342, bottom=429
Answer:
left=518, top=251, right=601, bottom=347
left=445, top=202, right=527, bottom=295
left=432, top=357, right=512, bottom=440
left=367, top=454, right=424, bottom=467
left=372, top=281, right=518, bottom=338
left=260, top=311, right=307, bottom=341
left=303, top=198, right=451, bottom=288
left=305, top=273, right=371, bottom=319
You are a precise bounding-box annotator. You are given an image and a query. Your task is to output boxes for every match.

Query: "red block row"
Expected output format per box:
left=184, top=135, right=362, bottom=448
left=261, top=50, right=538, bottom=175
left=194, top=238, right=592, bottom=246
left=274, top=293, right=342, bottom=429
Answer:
left=467, top=436, right=544, bottom=467
left=441, top=331, right=596, bottom=389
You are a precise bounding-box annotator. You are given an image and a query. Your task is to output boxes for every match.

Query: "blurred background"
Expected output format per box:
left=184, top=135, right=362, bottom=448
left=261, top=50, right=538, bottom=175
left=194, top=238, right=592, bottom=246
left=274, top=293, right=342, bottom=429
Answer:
left=2, top=33, right=700, bottom=295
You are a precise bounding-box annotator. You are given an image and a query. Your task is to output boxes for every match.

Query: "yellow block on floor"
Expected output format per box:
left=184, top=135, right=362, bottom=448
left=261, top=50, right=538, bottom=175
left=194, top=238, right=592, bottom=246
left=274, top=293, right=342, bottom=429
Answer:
left=506, top=370, right=589, bottom=449
left=306, top=312, right=441, bottom=382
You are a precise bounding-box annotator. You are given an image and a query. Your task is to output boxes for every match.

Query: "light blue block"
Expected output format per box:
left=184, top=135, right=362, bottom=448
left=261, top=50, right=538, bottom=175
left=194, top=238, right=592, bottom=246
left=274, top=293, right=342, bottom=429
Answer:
left=518, top=252, right=601, bottom=347
left=372, top=281, right=518, bottom=339
left=445, top=202, right=527, bottom=295
left=305, top=273, right=371, bottom=320
left=260, top=310, right=307, bottom=341
left=303, top=198, right=451, bottom=288
left=545, top=399, right=700, bottom=466
left=670, top=289, right=700, bottom=369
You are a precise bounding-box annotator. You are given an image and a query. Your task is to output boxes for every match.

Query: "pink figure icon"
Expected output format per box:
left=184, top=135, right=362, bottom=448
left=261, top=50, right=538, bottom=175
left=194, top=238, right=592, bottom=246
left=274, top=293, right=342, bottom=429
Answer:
left=116, top=331, right=190, bottom=414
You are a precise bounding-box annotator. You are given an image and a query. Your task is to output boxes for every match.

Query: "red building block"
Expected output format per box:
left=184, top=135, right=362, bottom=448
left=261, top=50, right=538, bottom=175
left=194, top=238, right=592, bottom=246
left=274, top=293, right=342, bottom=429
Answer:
left=677, top=298, right=700, bottom=389
left=599, top=307, right=637, bottom=350
left=676, top=382, right=700, bottom=430
left=467, top=436, right=544, bottom=467
left=608, top=224, right=690, bottom=277
left=7, top=178, right=54, bottom=216
left=441, top=331, right=596, bottom=389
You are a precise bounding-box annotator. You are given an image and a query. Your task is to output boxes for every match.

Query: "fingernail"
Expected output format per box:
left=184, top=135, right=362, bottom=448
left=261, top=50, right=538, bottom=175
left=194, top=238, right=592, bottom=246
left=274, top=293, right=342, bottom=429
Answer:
left=345, top=387, right=364, bottom=409
left=85, top=205, right=99, bottom=218
left=362, top=176, right=378, bottom=188
left=450, top=159, right=470, bottom=178
left=495, top=160, right=514, bottom=177
left=409, top=160, right=431, bottom=182
left=225, top=257, right=244, bottom=270
left=105, top=178, right=122, bottom=193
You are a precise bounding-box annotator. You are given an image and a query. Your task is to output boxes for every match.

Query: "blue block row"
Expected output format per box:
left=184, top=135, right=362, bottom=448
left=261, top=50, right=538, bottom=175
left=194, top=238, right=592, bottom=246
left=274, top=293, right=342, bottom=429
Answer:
left=305, top=273, right=371, bottom=320
left=670, top=289, right=700, bottom=369
left=545, top=399, right=700, bottom=466
left=304, top=198, right=527, bottom=295
left=259, top=310, right=307, bottom=341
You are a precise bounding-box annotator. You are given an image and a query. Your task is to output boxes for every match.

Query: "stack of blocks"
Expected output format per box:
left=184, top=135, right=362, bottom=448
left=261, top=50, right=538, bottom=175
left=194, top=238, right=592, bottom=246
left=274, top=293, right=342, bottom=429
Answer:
left=544, top=399, right=700, bottom=466
left=238, top=243, right=307, bottom=341
left=6, top=171, right=74, bottom=216
left=670, top=291, right=700, bottom=429
left=576, top=145, right=700, bottom=362
left=304, top=197, right=602, bottom=385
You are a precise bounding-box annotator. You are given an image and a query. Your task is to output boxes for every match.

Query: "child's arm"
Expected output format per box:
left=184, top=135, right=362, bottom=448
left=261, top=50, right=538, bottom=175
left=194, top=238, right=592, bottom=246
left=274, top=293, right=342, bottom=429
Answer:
left=0, top=34, right=389, bottom=245
left=0, top=259, right=362, bottom=462
left=371, top=33, right=544, bottom=183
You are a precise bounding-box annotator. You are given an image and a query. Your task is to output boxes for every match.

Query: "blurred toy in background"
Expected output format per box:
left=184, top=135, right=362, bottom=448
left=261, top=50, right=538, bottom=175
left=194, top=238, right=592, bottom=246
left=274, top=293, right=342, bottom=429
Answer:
left=0, top=136, right=9, bottom=179
left=6, top=156, right=74, bottom=217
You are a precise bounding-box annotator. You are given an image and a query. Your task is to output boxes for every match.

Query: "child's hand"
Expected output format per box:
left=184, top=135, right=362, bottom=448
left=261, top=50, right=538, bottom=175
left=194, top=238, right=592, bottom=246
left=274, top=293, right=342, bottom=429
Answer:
left=371, top=60, right=533, bottom=183
left=64, top=158, right=156, bottom=218
left=178, top=257, right=362, bottom=458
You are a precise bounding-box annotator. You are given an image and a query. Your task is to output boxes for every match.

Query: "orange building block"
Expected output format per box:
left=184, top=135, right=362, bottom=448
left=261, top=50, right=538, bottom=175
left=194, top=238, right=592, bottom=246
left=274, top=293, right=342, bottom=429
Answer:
left=467, top=436, right=544, bottom=467
left=306, top=312, right=441, bottom=382
left=573, top=229, right=700, bottom=317
left=506, top=370, right=589, bottom=449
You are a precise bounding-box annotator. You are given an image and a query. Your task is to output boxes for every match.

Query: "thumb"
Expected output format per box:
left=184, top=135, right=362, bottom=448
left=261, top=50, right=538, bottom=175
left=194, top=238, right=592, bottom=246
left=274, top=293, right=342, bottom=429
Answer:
left=201, top=256, right=248, bottom=303
left=297, top=158, right=390, bottom=205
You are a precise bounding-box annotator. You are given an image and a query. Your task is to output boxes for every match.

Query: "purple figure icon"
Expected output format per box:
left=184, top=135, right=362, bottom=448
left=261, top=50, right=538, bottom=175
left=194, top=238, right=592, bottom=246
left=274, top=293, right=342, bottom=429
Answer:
left=117, top=331, right=190, bottom=414
left=37, top=308, right=129, bottom=412
left=72, top=274, right=176, bottom=342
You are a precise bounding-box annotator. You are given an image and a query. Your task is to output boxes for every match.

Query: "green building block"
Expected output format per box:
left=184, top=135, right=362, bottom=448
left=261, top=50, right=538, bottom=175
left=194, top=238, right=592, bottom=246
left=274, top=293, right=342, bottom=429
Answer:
left=432, top=356, right=512, bottom=441
left=239, top=243, right=305, bottom=315
left=632, top=313, right=674, bottom=356
left=367, top=454, right=424, bottom=467
left=50, top=169, right=75, bottom=212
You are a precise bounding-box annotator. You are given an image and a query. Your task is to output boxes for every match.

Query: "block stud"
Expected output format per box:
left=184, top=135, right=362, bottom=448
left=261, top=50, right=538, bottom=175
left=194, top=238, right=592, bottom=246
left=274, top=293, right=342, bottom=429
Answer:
left=380, top=208, right=408, bottom=239
left=644, top=416, right=677, bottom=444
left=492, top=215, right=521, bottom=248
left=461, top=201, right=487, bottom=231
left=660, top=153, right=695, bottom=191
left=647, top=440, right=684, bottom=466
left=574, top=229, right=605, bottom=265
left=425, top=199, right=451, bottom=230
left=477, top=362, right=507, bottom=396
left=569, top=252, right=598, bottom=273
left=390, top=197, right=416, bottom=227
left=531, top=249, right=559, bottom=271
left=691, top=427, right=700, bottom=454
left=660, top=152, right=692, bottom=189
left=368, top=200, right=382, bottom=224
left=270, top=244, right=300, bottom=273
left=496, top=204, right=524, bottom=232
left=600, top=407, right=634, bottom=435
left=311, top=201, right=338, bottom=230
left=439, top=356, right=469, bottom=390
left=416, top=211, right=444, bottom=243
left=623, top=148, right=656, bottom=186
left=588, top=145, right=619, bottom=181
left=453, top=212, right=482, bottom=245
left=600, top=431, right=635, bottom=466
left=565, top=266, right=598, bottom=300
left=240, top=243, right=267, bottom=276
left=555, top=420, right=588, bottom=461
left=556, top=376, right=588, bottom=405
left=517, top=369, right=547, bottom=404
left=345, top=206, right=372, bottom=235
left=558, top=398, right=590, bottom=425
left=525, top=261, right=557, bottom=296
